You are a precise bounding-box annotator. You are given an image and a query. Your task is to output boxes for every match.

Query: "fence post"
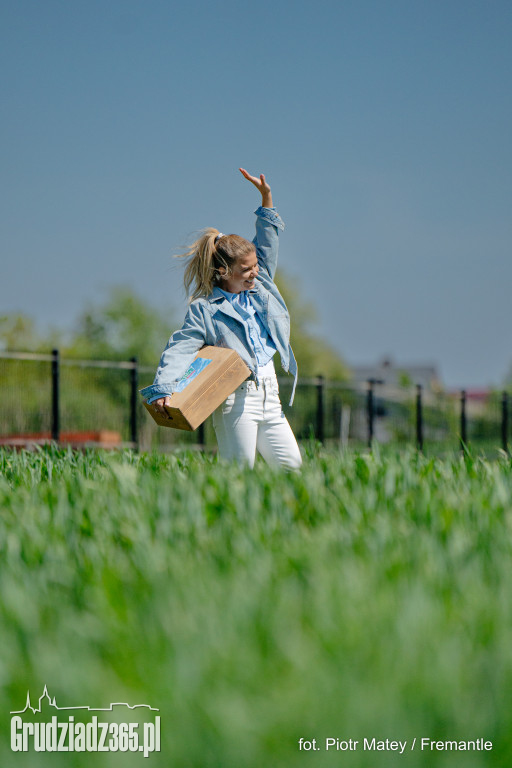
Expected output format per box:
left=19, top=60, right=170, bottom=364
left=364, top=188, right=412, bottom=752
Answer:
left=502, top=391, right=509, bottom=454
left=416, top=384, right=423, bottom=452
left=198, top=420, right=206, bottom=451
left=367, top=379, right=375, bottom=448
left=129, top=357, right=139, bottom=450
left=316, top=375, right=325, bottom=444
left=460, top=389, right=467, bottom=452
left=51, top=348, right=60, bottom=442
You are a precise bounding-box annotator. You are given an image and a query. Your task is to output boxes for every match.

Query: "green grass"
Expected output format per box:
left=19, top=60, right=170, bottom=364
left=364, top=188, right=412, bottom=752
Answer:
left=1, top=444, right=512, bottom=767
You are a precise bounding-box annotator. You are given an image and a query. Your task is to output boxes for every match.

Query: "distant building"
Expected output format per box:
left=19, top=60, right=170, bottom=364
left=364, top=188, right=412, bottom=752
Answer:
left=447, top=388, right=493, bottom=418
left=346, top=357, right=443, bottom=442
left=348, top=357, right=443, bottom=402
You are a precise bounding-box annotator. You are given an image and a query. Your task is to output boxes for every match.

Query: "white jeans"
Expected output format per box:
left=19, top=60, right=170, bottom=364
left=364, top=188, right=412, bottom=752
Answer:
left=212, top=370, right=302, bottom=470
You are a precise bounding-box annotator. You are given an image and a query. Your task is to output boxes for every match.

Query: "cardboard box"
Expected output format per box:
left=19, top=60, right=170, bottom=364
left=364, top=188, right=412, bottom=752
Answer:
left=143, top=346, right=251, bottom=431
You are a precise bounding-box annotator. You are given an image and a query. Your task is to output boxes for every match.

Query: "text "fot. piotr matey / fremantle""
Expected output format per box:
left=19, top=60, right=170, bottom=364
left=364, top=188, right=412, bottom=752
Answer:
left=298, top=737, right=493, bottom=753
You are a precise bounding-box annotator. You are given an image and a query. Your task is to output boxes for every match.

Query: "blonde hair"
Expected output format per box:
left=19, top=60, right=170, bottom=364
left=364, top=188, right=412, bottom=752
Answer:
left=176, top=228, right=256, bottom=301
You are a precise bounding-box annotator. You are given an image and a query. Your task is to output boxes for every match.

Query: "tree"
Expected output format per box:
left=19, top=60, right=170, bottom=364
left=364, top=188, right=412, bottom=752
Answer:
left=0, top=289, right=176, bottom=437
left=274, top=271, right=350, bottom=380
left=0, top=314, right=41, bottom=352
left=69, top=286, right=175, bottom=366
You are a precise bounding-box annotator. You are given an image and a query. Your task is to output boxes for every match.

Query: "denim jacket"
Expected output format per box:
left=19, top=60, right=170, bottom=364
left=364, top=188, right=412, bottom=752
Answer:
left=139, top=207, right=298, bottom=406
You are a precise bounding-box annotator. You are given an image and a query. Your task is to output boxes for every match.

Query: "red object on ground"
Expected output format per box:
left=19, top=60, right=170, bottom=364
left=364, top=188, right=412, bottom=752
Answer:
left=0, top=431, right=122, bottom=448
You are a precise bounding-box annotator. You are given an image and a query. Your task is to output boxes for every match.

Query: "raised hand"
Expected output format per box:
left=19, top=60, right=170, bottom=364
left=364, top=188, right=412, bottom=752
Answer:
left=239, top=168, right=273, bottom=208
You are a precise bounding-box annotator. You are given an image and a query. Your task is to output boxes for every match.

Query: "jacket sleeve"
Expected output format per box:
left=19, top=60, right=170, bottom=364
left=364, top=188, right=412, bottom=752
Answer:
left=139, top=302, right=207, bottom=401
left=252, top=206, right=285, bottom=281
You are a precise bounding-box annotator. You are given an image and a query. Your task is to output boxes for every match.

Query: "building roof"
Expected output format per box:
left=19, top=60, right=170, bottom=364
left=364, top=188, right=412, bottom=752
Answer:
left=348, top=357, right=442, bottom=391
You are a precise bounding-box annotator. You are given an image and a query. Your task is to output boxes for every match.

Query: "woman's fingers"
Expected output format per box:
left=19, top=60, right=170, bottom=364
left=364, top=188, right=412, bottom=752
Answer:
left=239, top=168, right=271, bottom=198
left=259, top=173, right=270, bottom=191
left=239, top=167, right=262, bottom=188
left=153, top=396, right=172, bottom=418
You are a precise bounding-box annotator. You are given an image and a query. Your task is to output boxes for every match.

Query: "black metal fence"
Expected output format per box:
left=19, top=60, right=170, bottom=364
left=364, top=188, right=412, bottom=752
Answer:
left=0, top=351, right=510, bottom=456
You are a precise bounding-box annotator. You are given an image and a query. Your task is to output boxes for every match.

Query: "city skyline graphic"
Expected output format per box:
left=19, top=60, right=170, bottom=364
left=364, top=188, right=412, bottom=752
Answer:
left=10, top=685, right=159, bottom=714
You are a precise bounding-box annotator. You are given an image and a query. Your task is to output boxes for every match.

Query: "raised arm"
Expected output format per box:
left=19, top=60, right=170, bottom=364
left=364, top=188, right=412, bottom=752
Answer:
left=239, top=168, right=284, bottom=280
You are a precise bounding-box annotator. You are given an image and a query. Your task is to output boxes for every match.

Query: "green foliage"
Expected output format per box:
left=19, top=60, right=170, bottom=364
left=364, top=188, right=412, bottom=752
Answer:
left=274, top=271, right=350, bottom=379
left=0, top=288, right=175, bottom=440
left=1, top=277, right=348, bottom=378
left=1, top=447, right=512, bottom=766
left=0, top=287, right=174, bottom=365
left=69, top=285, right=175, bottom=365
left=397, top=369, right=413, bottom=388
left=0, top=279, right=349, bottom=445
left=0, top=314, right=41, bottom=352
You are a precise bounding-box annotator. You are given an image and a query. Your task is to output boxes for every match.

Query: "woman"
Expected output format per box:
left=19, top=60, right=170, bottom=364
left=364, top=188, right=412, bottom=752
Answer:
left=141, top=168, right=302, bottom=470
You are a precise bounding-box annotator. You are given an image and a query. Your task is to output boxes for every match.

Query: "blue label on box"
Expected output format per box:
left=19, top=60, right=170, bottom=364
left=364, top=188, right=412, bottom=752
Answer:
left=174, top=358, right=212, bottom=392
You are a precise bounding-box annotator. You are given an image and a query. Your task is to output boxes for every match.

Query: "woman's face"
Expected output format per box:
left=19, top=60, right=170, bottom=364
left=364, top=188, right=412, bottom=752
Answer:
left=219, top=250, right=259, bottom=293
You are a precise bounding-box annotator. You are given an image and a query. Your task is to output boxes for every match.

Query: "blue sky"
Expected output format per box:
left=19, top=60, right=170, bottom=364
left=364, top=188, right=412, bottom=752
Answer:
left=1, top=0, right=511, bottom=387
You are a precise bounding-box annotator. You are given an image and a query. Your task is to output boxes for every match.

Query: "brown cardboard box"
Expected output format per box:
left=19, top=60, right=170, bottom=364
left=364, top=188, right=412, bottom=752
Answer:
left=143, top=346, right=251, bottom=431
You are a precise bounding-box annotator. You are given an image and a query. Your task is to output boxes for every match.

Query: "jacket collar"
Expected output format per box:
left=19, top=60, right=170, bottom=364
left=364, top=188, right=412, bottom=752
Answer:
left=208, top=283, right=260, bottom=304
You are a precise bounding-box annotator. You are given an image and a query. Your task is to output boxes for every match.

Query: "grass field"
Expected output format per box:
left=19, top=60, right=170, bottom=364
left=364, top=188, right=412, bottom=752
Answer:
left=1, top=444, right=512, bottom=767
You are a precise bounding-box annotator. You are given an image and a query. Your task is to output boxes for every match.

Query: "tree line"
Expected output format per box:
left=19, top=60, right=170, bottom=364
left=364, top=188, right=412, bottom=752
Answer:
left=0, top=272, right=349, bottom=379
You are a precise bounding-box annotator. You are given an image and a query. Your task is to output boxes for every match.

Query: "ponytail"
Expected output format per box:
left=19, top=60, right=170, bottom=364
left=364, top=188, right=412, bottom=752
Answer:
left=175, top=228, right=255, bottom=301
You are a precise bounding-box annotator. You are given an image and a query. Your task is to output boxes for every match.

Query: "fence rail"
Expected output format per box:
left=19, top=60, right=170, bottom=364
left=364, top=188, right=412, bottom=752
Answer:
left=0, top=350, right=510, bottom=456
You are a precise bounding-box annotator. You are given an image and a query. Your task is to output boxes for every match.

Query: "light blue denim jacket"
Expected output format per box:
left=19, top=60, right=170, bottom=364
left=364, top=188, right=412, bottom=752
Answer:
left=140, top=207, right=298, bottom=406
left=216, top=286, right=277, bottom=367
